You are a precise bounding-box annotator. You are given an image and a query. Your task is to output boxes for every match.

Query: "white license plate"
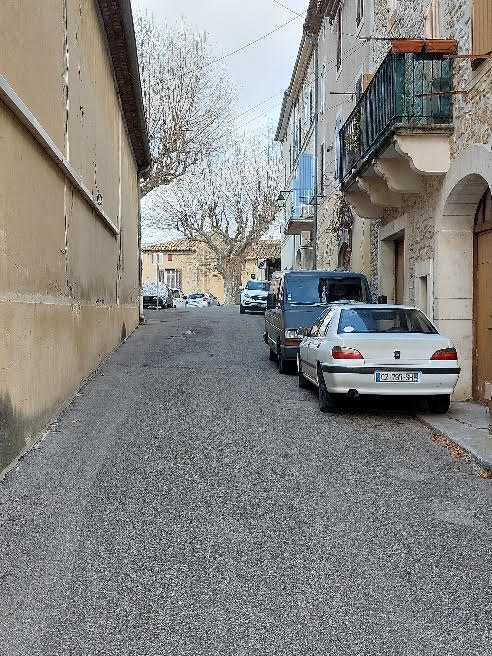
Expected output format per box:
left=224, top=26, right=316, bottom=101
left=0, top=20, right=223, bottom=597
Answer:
left=375, top=371, right=420, bottom=383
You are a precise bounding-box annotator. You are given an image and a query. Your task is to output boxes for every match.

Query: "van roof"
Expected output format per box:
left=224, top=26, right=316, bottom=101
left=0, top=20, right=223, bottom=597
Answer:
left=282, top=270, right=367, bottom=278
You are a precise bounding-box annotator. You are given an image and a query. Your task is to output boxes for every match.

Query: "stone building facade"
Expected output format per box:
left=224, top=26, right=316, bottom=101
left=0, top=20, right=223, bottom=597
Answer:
left=276, top=1, right=374, bottom=280
left=0, top=1, right=150, bottom=470
left=338, top=0, right=492, bottom=400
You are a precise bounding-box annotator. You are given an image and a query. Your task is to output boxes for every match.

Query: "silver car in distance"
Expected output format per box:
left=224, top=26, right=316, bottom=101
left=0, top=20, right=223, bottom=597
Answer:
left=297, top=304, right=460, bottom=414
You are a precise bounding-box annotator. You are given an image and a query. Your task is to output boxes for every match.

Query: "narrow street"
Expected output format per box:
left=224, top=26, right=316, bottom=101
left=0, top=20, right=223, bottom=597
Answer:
left=1, top=307, right=491, bottom=655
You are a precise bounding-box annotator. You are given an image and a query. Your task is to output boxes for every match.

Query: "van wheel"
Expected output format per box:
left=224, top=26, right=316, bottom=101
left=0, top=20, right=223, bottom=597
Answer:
left=278, top=349, right=289, bottom=374
left=428, top=394, right=450, bottom=414
left=298, top=355, right=308, bottom=389
left=318, top=367, right=338, bottom=412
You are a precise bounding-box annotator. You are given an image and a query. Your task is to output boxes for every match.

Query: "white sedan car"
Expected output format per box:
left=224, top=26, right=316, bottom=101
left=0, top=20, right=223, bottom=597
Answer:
left=186, top=292, right=219, bottom=307
left=297, top=304, right=460, bottom=414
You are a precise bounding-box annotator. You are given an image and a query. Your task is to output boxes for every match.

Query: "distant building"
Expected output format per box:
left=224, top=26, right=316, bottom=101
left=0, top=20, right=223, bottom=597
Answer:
left=0, top=0, right=150, bottom=470
left=142, top=239, right=281, bottom=304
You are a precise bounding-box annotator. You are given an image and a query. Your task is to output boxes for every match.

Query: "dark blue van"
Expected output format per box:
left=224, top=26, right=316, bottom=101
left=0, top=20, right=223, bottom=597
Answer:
left=264, top=270, right=372, bottom=373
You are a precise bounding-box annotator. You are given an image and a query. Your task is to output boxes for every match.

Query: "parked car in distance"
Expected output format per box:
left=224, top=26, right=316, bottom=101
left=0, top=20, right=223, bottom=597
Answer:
left=142, top=281, right=173, bottom=309
left=240, top=279, right=270, bottom=313
left=298, top=304, right=460, bottom=414
left=264, top=270, right=372, bottom=373
left=186, top=292, right=219, bottom=307
left=171, top=288, right=187, bottom=308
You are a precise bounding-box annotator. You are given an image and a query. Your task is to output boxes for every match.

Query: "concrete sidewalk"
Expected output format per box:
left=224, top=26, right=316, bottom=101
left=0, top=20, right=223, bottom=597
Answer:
left=418, top=401, right=492, bottom=470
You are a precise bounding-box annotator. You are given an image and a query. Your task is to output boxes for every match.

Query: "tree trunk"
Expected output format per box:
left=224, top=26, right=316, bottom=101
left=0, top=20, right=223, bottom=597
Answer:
left=223, top=267, right=242, bottom=305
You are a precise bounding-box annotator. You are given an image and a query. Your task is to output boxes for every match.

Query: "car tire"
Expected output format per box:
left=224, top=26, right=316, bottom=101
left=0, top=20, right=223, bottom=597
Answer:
left=239, top=304, right=245, bottom=314
left=318, top=367, right=338, bottom=412
left=429, top=394, right=450, bottom=414
left=298, top=355, right=308, bottom=389
left=278, top=348, right=289, bottom=374
left=269, top=345, right=277, bottom=361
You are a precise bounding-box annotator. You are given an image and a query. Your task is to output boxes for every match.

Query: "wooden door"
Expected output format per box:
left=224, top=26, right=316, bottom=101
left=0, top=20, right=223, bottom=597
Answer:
left=395, top=239, right=405, bottom=304
left=474, top=229, right=492, bottom=399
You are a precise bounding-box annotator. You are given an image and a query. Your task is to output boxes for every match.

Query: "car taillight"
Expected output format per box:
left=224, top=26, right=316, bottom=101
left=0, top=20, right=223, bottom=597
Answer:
left=332, top=346, right=363, bottom=360
left=431, top=348, right=457, bottom=360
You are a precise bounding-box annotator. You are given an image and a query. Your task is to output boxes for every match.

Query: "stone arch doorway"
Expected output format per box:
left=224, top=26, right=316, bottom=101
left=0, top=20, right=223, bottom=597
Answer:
left=473, top=188, right=492, bottom=399
left=437, top=173, right=491, bottom=400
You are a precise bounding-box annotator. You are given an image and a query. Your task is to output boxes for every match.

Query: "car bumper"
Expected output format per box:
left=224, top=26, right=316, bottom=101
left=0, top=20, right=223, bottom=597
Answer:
left=242, top=300, right=267, bottom=310
left=321, top=364, right=460, bottom=396
left=280, top=344, right=300, bottom=361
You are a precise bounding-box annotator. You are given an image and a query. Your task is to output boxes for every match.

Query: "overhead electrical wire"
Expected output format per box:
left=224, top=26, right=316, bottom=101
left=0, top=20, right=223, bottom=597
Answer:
left=271, top=0, right=302, bottom=15
left=236, top=90, right=285, bottom=118
left=207, top=12, right=306, bottom=67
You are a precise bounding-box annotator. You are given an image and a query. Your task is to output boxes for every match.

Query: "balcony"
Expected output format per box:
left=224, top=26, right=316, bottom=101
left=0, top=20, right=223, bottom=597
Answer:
left=339, top=48, right=454, bottom=218
left=285, top=202, right=314, bottom=235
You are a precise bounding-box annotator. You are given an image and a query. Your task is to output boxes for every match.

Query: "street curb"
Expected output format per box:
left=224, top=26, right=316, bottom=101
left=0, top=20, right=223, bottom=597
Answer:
left=418, top=414, right=492, bottom=472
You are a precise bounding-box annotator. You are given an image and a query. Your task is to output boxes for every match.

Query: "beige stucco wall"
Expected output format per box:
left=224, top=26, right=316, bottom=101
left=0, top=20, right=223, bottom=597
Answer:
left=0, top=1, right=141, bottom=469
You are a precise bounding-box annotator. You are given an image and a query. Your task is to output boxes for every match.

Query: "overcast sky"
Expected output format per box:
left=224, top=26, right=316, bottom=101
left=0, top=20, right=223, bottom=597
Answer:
left=131, top=0, right=307, bottom=244
left=131, top=0, right=307, bottom=133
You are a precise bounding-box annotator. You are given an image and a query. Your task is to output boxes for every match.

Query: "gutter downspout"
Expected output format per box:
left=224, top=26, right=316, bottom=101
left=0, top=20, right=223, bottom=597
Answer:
left=308, top=34, right=319, bottom=270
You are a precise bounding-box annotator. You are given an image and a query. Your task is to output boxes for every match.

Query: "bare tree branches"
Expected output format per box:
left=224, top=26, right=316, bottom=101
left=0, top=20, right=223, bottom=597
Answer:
left=135, top=12, right=234, bottom=196
left=152, top=138, right=282, bottom=304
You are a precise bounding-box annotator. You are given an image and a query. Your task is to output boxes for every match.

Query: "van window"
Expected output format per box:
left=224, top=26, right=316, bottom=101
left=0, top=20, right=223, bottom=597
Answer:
left=286, top=275, right=367, bottom=305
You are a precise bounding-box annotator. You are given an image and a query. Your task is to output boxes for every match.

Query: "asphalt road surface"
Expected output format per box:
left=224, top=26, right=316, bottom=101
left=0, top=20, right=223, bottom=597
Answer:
left=1, top=307, right=491, bottom=655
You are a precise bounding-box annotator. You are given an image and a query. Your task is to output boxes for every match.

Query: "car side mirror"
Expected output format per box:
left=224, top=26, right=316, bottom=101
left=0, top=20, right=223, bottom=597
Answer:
left=377, top=295, right=387, bottom=304
left=239, top=286, right=244, bottom=291
left=266, top=292, right=276, bottom=309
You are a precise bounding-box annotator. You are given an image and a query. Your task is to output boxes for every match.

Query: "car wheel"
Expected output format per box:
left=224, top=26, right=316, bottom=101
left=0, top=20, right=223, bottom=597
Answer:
left=278, top=347, right=289, bottom=374
left=298, top=355, right=308, bottom=389
left=239, top=304, right=245, bottom=314
left=269, top=345, right=277, bottom=361
left=318, top=367, right=338, bottom=413
left=429, top=394, right=450, bottom=414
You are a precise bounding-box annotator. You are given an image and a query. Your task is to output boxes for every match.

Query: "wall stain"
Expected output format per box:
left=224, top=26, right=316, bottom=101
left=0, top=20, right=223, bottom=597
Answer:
left=0, top=393, right=56, bottom=472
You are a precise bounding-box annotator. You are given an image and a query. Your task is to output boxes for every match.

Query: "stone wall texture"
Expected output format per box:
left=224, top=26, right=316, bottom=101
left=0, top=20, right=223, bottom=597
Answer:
left=370, top=0, right=491, bottom=306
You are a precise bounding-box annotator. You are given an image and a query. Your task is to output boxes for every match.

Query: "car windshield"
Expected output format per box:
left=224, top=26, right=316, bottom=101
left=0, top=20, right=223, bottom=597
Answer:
left=245, top=281, right=270, bottom=291
left=188, top=293, right=206, bottom=299
left=285, top=275, right=366, bottom=305
left=338, top=308, right=438, bottom=334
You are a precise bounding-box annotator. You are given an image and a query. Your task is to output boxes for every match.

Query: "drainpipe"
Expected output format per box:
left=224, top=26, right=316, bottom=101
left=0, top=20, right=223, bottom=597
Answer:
left=138, top=184, right=145, bottom=322
left=308, top=34, right=319, bottom=270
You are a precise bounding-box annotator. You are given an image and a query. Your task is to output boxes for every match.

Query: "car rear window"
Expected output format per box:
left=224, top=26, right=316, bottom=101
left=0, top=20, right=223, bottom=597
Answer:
left=188, top=293, right=205, bottom=299
left=338, top=308, right=438, bottom=334
left=286, top=275, right=367, bottom=305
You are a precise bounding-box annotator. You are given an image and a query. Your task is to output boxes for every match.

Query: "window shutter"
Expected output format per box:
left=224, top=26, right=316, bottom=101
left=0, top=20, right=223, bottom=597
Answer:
left=472, top=0, right=492, bottom=56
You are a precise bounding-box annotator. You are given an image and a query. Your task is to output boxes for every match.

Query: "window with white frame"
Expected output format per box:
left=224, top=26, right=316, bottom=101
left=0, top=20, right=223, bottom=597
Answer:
left=304, top=89, right=312, bottom=125
left=162, top=269, right=182, bottom=288
left=357, top=0, right=364, bottom=26
left=336, top=7, right=342, bottom=73
left=334, top=115, right=342, bottom=181
left=320, top=65, right=326, bottom=113
left=152, top=253, right=161, bottom=264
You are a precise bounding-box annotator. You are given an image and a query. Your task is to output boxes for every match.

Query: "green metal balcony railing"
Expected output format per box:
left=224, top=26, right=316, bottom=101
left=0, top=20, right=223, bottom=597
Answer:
left=339, top=51, right=453, bottom=186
